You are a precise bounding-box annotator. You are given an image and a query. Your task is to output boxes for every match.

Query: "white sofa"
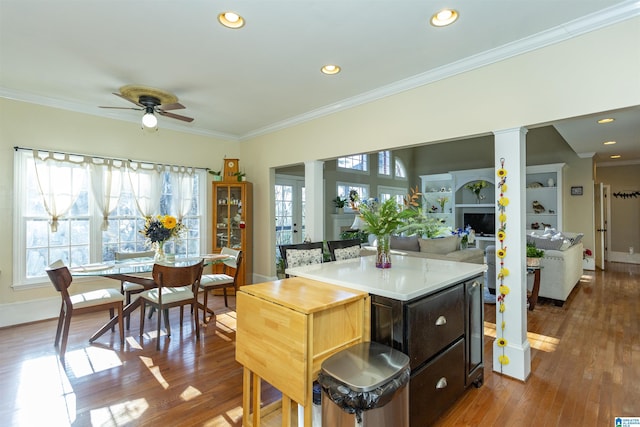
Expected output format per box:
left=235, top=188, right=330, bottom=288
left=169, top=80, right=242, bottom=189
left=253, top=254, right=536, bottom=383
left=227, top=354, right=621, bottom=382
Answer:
left=361, top=235, right=484, bottom=264
left=486, top=230, right=584, bottom=305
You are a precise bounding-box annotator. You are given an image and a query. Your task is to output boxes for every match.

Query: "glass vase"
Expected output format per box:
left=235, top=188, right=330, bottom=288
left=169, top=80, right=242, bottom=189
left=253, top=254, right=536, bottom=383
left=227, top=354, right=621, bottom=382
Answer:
left=154, top=240, right=166, bottom=262
left=376, top=234, right=391, bottom=269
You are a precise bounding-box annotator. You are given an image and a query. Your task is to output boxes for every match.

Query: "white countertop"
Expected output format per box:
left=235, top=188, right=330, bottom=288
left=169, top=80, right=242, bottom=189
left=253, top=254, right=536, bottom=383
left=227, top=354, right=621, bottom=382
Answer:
left=285, top=255, right=486, bottom=301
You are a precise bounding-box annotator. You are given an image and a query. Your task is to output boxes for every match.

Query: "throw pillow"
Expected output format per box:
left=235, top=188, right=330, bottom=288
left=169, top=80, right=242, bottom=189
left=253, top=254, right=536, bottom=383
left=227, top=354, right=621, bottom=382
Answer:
left=286, top=248, right=323, bottom=268
left=418, top=235, right=460, bottom=254
left=390, top=235, right=420, bottom=252
left=334, top=245, right=361, bottom=261
left=527, top=235, right=563, bottom=250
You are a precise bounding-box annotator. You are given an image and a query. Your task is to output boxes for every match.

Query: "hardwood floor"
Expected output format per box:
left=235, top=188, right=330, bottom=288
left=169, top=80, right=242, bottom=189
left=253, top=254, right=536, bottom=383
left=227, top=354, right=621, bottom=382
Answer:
left=0, top=262, right=638, bottom=426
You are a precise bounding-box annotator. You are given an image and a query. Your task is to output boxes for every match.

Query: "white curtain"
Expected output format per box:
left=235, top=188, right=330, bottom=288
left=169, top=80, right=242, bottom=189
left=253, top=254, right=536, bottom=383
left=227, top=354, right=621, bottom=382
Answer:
left=127, top=161, right=163, bottom=218
left=89, top=159, right=124, bottom=230
left=32, top=150, right=86, bottom=232
left=170, top=166, right=195, bottom=221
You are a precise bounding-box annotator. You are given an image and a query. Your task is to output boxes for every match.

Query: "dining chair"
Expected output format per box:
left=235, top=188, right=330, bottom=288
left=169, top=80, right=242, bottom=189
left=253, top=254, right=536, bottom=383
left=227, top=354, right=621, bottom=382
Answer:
left=326, top=238, right=362, bottom=261
left=138, top=259, right=204, bottom=350
left=114, top=250, right=155, bottom=329
left=278, top=241, right=324, bottom=277
left=199, top=247, right=243, bottom=323
left=46, top=260, right=125, bottom=358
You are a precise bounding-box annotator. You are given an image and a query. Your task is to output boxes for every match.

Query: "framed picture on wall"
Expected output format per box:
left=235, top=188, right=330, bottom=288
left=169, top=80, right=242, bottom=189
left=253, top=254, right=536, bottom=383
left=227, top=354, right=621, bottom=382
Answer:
left=570, top=186, right=583, bottom=196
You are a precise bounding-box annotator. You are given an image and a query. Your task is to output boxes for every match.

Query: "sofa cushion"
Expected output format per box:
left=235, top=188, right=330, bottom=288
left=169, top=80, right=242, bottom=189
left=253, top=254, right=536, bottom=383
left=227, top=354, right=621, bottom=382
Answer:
left=527, top=230, right=585, bottom=251
left=527, top=234, right=564, bottom=250
left=390, top=235, right=420, bottom=252
left=418, top=235, right=460, bottom=254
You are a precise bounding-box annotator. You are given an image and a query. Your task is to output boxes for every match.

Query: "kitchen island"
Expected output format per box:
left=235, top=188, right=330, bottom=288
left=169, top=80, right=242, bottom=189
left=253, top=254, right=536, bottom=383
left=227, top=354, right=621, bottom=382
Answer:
left=286, top=255, right=486, bottom=426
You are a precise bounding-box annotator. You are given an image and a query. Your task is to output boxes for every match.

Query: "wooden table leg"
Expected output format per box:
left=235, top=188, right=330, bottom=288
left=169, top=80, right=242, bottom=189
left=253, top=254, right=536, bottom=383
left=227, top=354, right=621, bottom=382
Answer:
left=252, top=370, right=261, bottom=427
left=281, top=396, right=291, bottom=427
left=527, top=268, right=541, bottom=311
left=243, top=367, right=251, bottom=427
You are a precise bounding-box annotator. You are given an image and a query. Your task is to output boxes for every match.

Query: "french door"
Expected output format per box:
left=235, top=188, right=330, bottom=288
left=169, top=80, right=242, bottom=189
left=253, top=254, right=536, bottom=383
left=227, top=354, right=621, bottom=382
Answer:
left=275, top=176, right=305, bottom=252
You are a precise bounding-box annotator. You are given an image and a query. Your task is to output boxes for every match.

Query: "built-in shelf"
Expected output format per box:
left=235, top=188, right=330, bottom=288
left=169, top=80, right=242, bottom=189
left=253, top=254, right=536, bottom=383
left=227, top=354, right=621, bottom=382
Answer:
left=421, top=164, right=565, bottom=233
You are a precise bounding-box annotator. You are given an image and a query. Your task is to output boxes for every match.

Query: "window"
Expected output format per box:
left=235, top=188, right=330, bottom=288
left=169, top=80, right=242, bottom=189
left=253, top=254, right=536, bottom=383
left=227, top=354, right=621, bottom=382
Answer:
left=337, top=182, right=369, bottom=211
left=13, top=149, right=206, bottom=287
left=395, top=158, right=407, bottom=179
left=337, top=154, right=368, bottom=172
left=378, top=151, right=391, bottom=176
left=378, top=186, right=407, bottom=206
left=378, top=151, right=406, bottom=179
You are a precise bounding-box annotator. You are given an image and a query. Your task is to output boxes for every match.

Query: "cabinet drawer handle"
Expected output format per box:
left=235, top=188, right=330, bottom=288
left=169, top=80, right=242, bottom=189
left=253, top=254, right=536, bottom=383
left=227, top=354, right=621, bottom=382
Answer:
left=435, top=316, right=447, bottom=326
left=436, top=377, right=448, bottom=389
left=472, top=280, right=480, bottom=289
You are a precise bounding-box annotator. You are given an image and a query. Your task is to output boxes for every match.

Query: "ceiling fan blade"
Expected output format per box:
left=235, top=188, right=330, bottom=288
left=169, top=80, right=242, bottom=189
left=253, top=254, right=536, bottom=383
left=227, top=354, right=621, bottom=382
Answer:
left=113, top=92, right=144, bottom=107
left=99, top=106, right=143, bottom=110
left=158, top=110, right=194, bottom=123
left=159, top=102, right=185, bottom=111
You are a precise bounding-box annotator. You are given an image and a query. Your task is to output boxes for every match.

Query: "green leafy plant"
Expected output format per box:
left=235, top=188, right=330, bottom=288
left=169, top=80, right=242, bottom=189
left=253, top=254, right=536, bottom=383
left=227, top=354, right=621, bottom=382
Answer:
left=333, top=196, right=347, bottom=208
left=208, top=170, right=221, bottom=176
left=234, top=171, right=246, bottom=181
left=358, top=198, right=407, bottom=236
left=340, top=229, right=369, bottom=243
left=526, top=243, right=545, bottom=258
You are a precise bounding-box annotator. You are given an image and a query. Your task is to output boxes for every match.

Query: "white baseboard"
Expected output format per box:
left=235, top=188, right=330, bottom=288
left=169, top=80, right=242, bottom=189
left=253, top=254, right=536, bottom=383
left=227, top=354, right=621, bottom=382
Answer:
left=0, top=297, right=59, bottom=328
left=609, top=251, right=640, bottom=265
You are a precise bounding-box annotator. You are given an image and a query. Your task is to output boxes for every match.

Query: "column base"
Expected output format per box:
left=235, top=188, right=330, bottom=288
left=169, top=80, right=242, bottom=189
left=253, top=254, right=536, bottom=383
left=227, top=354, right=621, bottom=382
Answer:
left=493, top=339, right=531, bottom=381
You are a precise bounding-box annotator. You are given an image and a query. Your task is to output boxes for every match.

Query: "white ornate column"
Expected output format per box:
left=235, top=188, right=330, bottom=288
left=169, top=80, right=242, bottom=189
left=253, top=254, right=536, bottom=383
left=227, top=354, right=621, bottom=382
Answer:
left=304, top=160, right=324, bottom=242
left=492, top=127, right=531, bottom=381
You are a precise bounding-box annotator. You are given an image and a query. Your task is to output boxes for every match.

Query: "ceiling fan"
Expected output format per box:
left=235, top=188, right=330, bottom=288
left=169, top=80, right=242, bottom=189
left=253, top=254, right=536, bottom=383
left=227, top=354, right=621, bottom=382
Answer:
left=99, top=85, right=194, bottom=128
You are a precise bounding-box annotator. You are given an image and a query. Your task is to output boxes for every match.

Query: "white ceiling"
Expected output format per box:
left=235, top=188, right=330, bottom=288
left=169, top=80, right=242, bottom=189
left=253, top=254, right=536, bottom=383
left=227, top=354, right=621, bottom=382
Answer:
left=1, top=0, right=639, bottom=164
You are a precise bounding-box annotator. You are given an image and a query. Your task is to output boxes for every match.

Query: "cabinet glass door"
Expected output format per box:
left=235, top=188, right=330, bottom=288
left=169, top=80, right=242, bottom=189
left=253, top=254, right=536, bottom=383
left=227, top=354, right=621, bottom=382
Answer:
left=215, top=185, right=244, bottom=250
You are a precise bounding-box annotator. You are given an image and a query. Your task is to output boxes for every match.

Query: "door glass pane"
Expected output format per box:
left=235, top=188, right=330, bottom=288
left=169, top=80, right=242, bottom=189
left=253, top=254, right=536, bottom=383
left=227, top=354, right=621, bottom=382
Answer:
left=275, top=184, right=294, bottom=246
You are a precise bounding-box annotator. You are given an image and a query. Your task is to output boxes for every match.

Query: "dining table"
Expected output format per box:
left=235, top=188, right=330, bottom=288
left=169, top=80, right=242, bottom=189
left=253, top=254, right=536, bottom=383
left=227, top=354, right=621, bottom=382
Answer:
left=70, top=254, right=232, bottom=342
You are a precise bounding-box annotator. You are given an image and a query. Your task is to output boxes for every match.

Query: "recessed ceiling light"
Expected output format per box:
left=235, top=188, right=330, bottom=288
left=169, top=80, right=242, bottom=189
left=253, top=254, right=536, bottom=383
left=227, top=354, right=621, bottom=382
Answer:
left=321, top=65, right=341, bottom=75
left=610, top=154, right=621, bottom=159
left=597, top=118, right=615, bottom=124
left=430, top=9, right=459, bottom=27
left=603, top=140, right=617, bottom=145
left=218, top=11, right=245, bottom=29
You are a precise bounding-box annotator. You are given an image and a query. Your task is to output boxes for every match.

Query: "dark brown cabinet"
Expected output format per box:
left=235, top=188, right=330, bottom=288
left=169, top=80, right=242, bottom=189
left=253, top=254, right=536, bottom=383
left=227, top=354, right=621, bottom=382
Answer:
left=370, top=275, right=484, bottom=427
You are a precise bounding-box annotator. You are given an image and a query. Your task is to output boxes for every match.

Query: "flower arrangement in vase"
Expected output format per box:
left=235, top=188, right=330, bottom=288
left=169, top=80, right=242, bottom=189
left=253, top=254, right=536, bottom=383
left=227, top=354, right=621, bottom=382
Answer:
left=357, top=198, right=407, bottom=268
left=437, top=196, right=448, bottom=212
left=465, top=180, right=487, bottom=203
left=140, top=215, right=186, bottom=261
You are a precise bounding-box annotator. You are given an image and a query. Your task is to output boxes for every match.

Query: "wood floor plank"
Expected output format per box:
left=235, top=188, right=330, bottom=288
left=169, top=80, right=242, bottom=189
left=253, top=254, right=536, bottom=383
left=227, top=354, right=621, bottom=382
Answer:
left=1, top=262, right=638, bottom=426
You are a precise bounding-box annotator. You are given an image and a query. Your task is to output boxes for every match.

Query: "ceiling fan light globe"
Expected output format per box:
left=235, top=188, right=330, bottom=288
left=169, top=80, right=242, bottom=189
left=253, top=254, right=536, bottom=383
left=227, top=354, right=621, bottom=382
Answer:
left=142, top=112, right=157, bottom=128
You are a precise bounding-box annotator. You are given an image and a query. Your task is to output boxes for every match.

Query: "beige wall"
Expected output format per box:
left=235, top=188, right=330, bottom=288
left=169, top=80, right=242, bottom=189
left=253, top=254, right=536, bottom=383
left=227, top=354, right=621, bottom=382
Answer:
left=0, top=99, right=238, bottom=308
left=242, top=18, right=640, bottom=278
left=1, top=18, right=639, bottom=323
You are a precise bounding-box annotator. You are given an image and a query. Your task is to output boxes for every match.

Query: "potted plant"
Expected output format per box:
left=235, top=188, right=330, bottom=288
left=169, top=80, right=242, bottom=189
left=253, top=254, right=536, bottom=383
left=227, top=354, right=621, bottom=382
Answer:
left=333, top=196, right=347, bottom=214
left=208, top=170, right=222, bottom=181
left=235, top=171, right=247, bottom=182
left=526, top=243, right=545, bottom=267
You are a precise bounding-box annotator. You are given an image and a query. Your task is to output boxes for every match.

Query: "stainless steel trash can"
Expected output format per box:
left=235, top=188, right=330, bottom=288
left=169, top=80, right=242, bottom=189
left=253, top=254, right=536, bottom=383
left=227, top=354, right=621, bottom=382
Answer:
left=318, top=342, right=410, bottom=427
